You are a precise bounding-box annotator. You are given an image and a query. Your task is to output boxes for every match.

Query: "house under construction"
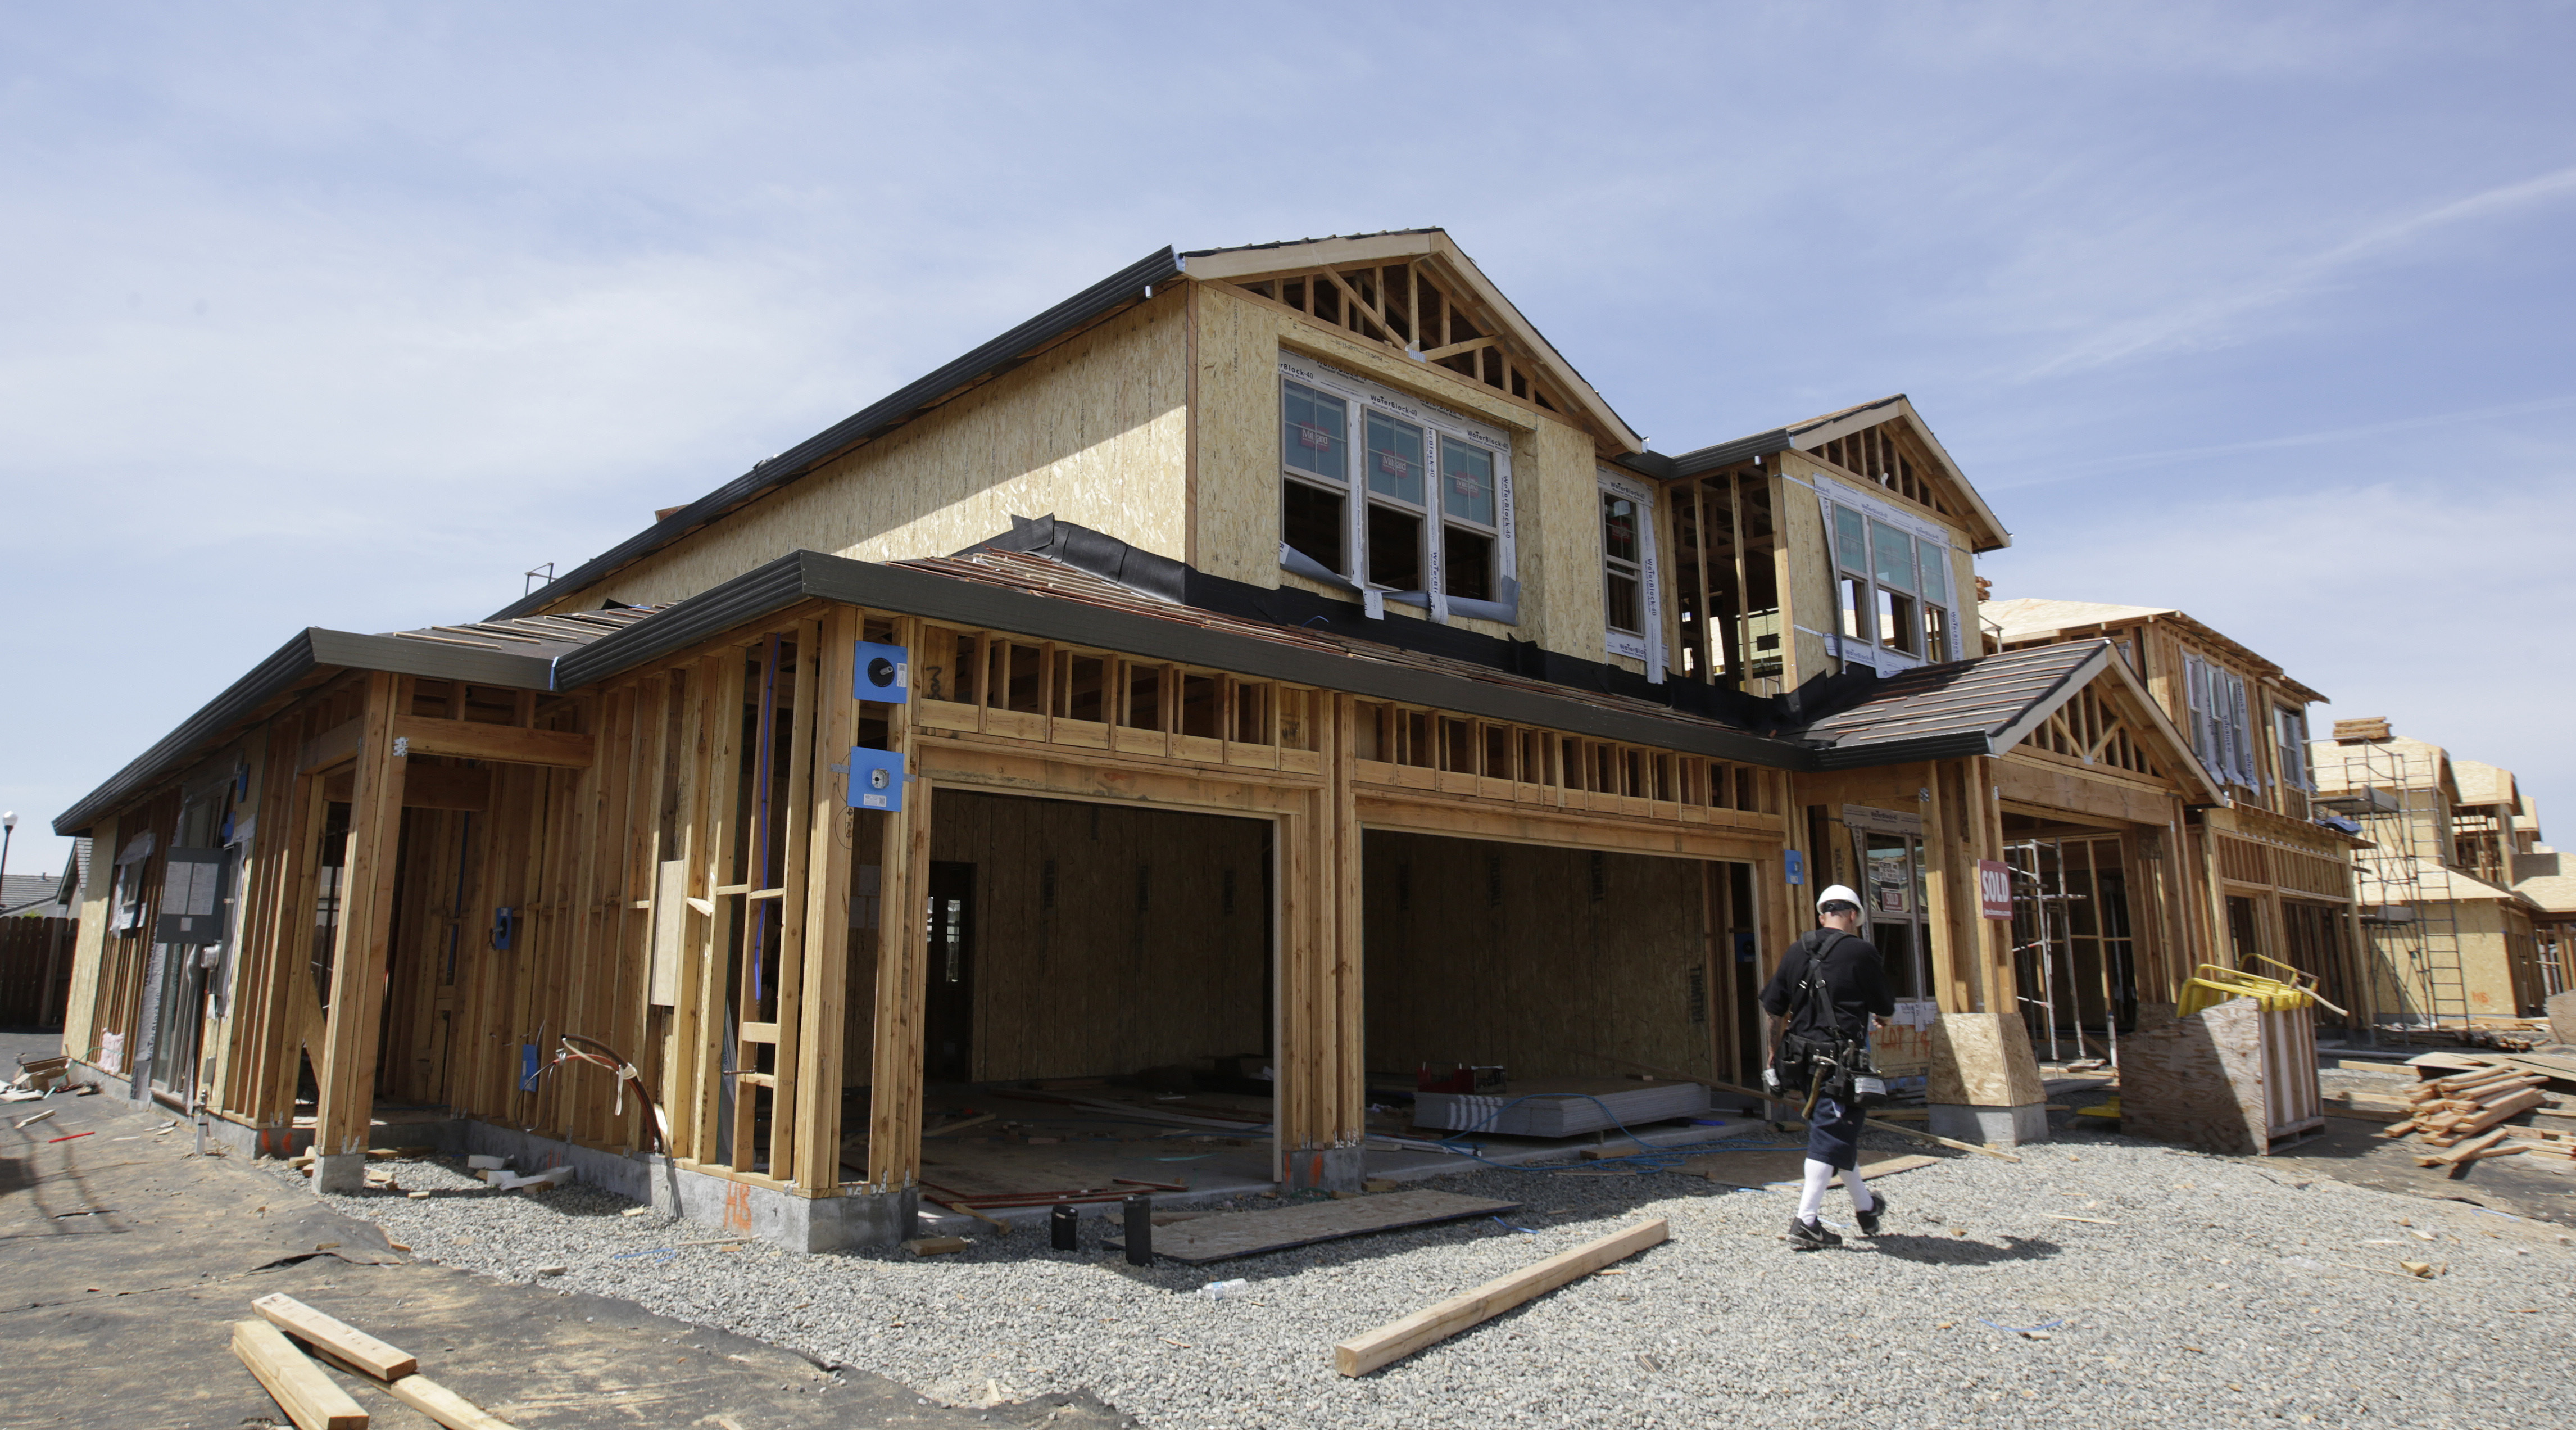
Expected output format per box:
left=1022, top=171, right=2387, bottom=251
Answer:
left=2309, top=719, right=2573, bottom=1026
left=56, top=230, right=2310, bottom=1250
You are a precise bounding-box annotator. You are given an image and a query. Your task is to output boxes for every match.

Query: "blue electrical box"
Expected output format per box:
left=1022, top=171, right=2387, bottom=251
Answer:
left=1784, top=850, right=1804, bottom=886
left=846, top=746, right=907, bottom=812
left=854, top=641, right=910, bottom=703
left=492, top=906, right=517, bottom=951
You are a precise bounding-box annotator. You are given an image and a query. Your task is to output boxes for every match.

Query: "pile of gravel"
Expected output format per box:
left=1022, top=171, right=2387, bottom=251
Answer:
left=280, top=1127, right=2575, bottom=1428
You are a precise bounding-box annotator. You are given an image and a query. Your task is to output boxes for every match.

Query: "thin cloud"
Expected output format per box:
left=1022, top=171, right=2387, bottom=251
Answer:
left=2020, top=162, right=2576, bottom=379
left=1985, top=392, right=2576, bottom=488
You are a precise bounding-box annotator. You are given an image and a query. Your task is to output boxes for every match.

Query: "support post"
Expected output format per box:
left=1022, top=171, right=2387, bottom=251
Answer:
left=866, top=616, right=931, bottom=1195
left=792, top=607, right=859, bottom=1192
left=312, top=672, right=409, bottom=1192
left=1279, top=692, right=1365, bottom=1191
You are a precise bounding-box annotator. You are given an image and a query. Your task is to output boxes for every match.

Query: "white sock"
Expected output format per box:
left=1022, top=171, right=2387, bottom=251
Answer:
left=1798, top=1159, right=1833, bottom=1221
left=1848, top=1170, right=1875, bottom=1213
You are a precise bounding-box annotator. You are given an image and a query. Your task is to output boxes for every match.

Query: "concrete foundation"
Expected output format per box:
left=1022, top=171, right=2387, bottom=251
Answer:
left=1927, top=1102, right=2051, bottom=1148
left=1280, top=1143, right=1366, bottom=1192
left=312, top=1151, right=369, bottom=1193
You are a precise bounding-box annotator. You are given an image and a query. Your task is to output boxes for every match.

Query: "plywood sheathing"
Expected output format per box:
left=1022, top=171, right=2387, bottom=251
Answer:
left=930, top=790, right=1268, bottom=1083
left=2119, top=996, right=2270, bottom=1156
left=1189, top=282, right=1604, bottom=659
left=1362, top=832, right=1718, bottom=1083
left=561, top=292, right=1192, bottom=614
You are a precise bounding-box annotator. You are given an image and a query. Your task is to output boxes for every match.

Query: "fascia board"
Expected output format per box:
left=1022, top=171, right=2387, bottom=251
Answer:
left=305, top=631, right=556, bottom=689
left=1808, top=731, right=1997, bottom=769
left=1179, top=232, right=1440, bottom=280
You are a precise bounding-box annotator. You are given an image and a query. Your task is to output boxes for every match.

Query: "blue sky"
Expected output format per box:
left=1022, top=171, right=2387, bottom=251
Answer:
left=4, top=2, right=2572, bottom=877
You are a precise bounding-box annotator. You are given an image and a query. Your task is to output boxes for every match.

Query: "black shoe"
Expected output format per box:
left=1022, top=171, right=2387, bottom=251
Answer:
left=1857, top=1191, right=1889, bottom=1237
left=1788, top=1216, right=1842, bottom=1251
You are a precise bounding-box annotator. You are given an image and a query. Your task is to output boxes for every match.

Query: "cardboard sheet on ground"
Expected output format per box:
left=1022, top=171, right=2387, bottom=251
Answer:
left=1146, top=1189, right=1520, bottom=1264
left=1680, top=1150, right=1940, bottom=1189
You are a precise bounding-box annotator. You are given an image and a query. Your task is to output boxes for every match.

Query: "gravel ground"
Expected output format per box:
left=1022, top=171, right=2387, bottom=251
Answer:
left=278, top=1126, right=2576, bottom=1429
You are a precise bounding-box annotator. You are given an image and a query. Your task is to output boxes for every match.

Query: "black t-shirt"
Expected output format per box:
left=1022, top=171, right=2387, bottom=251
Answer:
left=1758, top=927, right=1896, bottom=1042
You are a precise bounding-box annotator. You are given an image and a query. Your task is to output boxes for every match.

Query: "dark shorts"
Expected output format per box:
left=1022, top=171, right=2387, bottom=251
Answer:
left=1807, top=1096, right=1863, bottom=1171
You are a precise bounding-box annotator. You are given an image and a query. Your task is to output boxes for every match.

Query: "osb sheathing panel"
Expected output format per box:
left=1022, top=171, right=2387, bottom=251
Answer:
left=1772, top=456, right=1834, bottom=688
left=560, top=291, right=1192, bottom=612
left=2120, top=995, right=2266, bottom=1156
left=60, top=812, right=115, bottom=1061
left=1362, top=831, right=1713, bottom=1082
left=1189, top=284, right=1608, bottom=660
left=2453, top=899, right=2523, bottom=1015
left=930, top=789, right=1269, bottom=1083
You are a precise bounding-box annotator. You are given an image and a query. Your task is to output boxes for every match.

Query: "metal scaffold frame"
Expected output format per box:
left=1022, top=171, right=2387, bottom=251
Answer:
left=2320, top=741, right=2468, bottom=1033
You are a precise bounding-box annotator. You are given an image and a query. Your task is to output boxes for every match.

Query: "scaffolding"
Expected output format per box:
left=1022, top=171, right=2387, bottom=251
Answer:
left=2318, top=740, right=2468, bottom=1031
left=2004, top=836, right=2128, bottom=1068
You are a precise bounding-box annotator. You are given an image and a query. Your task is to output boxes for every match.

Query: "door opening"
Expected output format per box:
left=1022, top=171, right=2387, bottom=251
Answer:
left=923, top=861, right=976, bottom=1083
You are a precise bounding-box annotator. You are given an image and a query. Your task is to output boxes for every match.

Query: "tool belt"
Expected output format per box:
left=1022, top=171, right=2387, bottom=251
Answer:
left=1774, top=1030, right=1885, bottom=1111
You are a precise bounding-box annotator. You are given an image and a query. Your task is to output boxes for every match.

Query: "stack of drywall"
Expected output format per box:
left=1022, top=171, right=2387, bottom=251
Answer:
left=1414, top=1078, right=1706, bottom=1137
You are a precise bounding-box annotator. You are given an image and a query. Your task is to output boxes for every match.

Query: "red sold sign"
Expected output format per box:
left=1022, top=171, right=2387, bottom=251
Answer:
left=1978, top=859, right=2013, bottom=920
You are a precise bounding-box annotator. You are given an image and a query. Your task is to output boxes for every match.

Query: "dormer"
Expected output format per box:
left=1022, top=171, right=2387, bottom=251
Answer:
left=1630, top=395, right=2008, bottom=700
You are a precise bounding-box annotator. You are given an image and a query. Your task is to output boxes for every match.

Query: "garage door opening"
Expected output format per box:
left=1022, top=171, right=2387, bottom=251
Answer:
left=847, top=790, right=1279, bottom=1215
left=1360, top=830, right=1763, bottom=1163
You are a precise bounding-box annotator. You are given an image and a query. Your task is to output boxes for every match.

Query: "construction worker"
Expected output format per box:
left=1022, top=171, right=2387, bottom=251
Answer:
left=1760, top=883, right=1895, bottom=1250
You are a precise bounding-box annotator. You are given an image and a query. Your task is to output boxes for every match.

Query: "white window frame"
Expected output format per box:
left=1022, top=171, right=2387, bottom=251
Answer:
left=2183, top=653, right=2259, bottom=789
left=1597, top=467, right=1665, bottom=683
left=2273, top=704, right=2313, bottom=793
left=1815, top=476, right=1961, bottom=674
left=1275, top=354, right=1517, bottom=624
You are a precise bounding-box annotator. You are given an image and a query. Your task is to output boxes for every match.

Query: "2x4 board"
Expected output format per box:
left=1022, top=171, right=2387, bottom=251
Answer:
left=1148, top=1189, right=1521, bottom=1265
left=1414, top=1079, right=1707, bottom=1138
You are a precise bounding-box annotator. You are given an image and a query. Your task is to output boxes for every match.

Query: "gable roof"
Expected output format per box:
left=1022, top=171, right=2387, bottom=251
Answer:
left=1626, top=394, right=2012, bottom=552
left=1984, top=596, right=2330, bottom=705
left=2451, top=758, right=2521, bottom=811
left=1178, top=230, right=1643, bottom=453
left=1795, top=639, right=2223, bottom=802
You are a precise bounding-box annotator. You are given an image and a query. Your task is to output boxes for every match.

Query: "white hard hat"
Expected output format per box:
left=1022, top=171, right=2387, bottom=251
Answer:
left=1816, top=884, right=1862, bottom=912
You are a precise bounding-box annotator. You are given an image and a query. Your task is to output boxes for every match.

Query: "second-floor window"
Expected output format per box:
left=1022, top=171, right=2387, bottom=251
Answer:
left=1277, top=358, right=1516, bottom=619
left=1603, top=493, right=1643, bottom=635
left=2273, top=705, right=2312, bottom=794
left=2184, top=654, right=2257, bottom=788
left=1827, top=488, right=1958, bottom=669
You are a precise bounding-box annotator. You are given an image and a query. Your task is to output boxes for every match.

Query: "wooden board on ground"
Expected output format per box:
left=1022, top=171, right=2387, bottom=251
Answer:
left=383, top=1373, right=516, bottom=1430
left=1148, top=1189, right=1520, bottom=1265
left=1335, top=1218, right=1667, bottom=1376
left=230, top=1319, right=368, bottom=1430
left=254, top=1292, right=418, bottom=1380
left=1678, top=1150, right=1939, bottom=1189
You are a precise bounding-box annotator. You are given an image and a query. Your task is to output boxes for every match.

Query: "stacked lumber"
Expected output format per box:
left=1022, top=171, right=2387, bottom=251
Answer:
left=2378, top=1056, right=2575, bottom=1177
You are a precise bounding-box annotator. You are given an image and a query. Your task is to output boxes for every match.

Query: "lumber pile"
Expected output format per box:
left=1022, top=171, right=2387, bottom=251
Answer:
left=231, top=1292, right=515, bottom=1428
left=2378, top=1055, right=2576, bottom=1177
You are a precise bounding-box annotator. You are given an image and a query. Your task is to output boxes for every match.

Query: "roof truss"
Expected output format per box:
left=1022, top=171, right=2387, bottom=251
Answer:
left=1183, top=232, right=1640, bottom=452
left=1790, top=398, right=2010, bottom=550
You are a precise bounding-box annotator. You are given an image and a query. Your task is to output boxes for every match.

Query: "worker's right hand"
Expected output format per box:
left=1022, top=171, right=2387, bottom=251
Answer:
left=1761, top=1068, right=1782, bottom=1097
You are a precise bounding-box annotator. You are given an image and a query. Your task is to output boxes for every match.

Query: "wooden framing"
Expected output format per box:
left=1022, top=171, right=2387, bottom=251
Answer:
left=313, top=672, right=409, bottom=1165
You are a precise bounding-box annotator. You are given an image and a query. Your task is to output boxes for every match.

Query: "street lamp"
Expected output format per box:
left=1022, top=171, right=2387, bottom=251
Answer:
left=0, top=812, right=15, bottom=897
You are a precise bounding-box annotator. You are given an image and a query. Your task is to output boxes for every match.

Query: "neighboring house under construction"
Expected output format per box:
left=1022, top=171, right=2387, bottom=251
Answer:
left=2308, top=719, right=2569, bottom=1025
